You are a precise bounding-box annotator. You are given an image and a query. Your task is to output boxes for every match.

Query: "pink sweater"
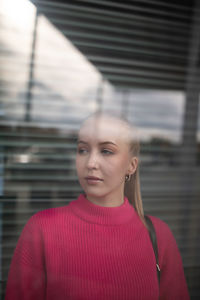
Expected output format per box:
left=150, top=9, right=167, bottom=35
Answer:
left=5, top=194, right=190, bottom=300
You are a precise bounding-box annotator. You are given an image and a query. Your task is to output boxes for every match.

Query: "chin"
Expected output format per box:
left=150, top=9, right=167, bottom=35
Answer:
left=83, top=188, right=107, bottom=199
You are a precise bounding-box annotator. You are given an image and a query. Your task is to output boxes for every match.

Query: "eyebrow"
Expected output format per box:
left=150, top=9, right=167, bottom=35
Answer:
left=77, top=140, right=117, bottom=146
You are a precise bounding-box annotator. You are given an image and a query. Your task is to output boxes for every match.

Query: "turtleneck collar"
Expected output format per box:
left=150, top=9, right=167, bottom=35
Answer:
left=69, top=194, right=136, bottom=226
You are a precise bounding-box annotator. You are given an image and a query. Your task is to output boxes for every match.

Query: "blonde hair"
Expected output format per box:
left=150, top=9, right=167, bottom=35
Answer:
left=124, top=145, right=145, bottom=224
left=84, top=110, right=145, bottom=224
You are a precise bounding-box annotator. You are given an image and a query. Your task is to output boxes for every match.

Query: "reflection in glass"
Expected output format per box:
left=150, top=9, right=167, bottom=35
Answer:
left=1, top=0, right=200, bottom=298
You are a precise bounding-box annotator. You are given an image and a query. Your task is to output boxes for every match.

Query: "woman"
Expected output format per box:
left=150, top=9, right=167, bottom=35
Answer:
left=5, top=112, right=190, bottom=299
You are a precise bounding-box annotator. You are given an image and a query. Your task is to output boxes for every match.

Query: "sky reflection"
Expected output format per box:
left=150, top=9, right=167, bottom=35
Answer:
left=0, top=0, right=189, bottom=143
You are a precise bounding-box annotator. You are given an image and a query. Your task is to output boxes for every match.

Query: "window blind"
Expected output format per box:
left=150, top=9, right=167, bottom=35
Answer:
left=1, top=0, right=200, bottom=298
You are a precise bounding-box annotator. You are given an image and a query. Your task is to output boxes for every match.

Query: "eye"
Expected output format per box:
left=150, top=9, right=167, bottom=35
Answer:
left=77, top=148, right=88, bottom=155
left=101, top=149, right=113, bottom=155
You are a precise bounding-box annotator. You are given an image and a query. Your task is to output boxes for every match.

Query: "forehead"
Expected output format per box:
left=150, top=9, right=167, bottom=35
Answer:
left=78, top=116, right=131, bottom=143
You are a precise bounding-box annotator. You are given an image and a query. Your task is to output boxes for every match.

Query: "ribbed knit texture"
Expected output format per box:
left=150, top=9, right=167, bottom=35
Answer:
left=5, top=194, right=190, bottom=300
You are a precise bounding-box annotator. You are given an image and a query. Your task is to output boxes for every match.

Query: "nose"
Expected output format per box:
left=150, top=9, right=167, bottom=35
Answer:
left=86, top=152, right=99, bottom=169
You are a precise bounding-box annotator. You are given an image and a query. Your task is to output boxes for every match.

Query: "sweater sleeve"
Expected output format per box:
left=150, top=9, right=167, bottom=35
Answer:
left=5, top=214, right=46, bottom=300
left=150, top=216, right=190, bottom=300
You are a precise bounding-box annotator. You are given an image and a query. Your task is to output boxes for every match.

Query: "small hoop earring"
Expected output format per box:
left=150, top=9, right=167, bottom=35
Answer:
left=125, top=174, right=131, bottom=182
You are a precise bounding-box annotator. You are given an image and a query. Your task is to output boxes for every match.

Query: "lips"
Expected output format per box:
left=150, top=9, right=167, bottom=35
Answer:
left=85, top=176, right=103, bottom=181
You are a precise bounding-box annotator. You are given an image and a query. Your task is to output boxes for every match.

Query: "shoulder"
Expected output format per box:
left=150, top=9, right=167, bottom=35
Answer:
left=33, top=205, right=70, bottom=219
left=147, top=215, right=174, bottom=239
left=145, top=215, right=178, bottom=253
left=146, top=215, right=182, bottom=265
left=23, top=204, right=71, bottom=232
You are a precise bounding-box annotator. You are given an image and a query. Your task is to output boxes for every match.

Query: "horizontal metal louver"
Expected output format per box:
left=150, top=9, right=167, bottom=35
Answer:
left=0, top=0, right=200, bottom=299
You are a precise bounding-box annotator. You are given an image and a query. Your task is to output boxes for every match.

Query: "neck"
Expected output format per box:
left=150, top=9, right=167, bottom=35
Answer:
left=86, top=190, right=125, bottom=207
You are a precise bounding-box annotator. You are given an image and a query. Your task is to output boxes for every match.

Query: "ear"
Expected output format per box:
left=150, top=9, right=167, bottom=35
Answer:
left=127, top=157, right=138, bottom=175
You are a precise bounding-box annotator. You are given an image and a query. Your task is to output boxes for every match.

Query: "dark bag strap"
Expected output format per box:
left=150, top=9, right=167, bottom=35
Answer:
left=144, top=215, right=161, bottom=284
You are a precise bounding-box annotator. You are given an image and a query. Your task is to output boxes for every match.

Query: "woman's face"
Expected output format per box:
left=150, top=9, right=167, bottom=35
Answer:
left=76, top=116, right=137, bottom=205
